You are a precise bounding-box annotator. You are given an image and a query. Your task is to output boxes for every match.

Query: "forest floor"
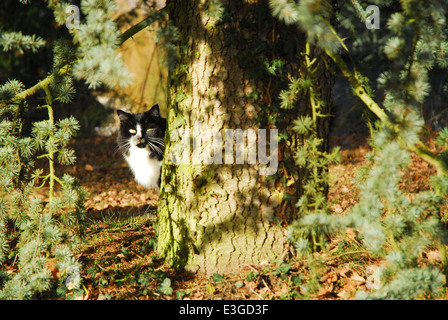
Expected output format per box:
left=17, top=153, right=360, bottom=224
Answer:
left=40, top=131, right=447, bottom=300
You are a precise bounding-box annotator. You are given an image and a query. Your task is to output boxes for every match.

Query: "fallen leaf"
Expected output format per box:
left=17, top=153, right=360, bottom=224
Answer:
left=279, top=282, right=289, bottom=296
left=320, top=271, right=337, bottom=283
left=345, top=228, right=356, bottom=241
left=340, top=278, right=357, bottom=293
left=350, top=272, right=365, bottom=283
left=338, top=264, right=352, bottom=278
left=46, top=259, right=61, bottom=280
left=206, top=284, right=216, bottom=294
left=317, top=282, right=333, bottom=297
left=365, top=265, right=382, bottom=290
left=333, top=204, right=344, bottom=214
left=426, top=250, right=441, bottom=264
left=337, top=290, right=352, bottom=300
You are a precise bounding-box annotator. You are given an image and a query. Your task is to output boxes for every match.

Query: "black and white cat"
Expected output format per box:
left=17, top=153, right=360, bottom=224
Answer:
left=116, top=104, right=166, bottom=189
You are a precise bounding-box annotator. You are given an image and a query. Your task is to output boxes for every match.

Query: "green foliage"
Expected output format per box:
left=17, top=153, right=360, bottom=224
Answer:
left=0, top=0, right=170, bottom=299
left=0, top=31, right=45, bottom=54
left=269, top=0, right=338, bottom=53
left=0, top=58, right=87, bottom=298
left=0, top=0, right=140, bottom=299
left=66, top=0, right=132, bottom=89
left=2, top=0, right=448, bottom=300
left=271, top=0, right=448, bottom=299
left=156, top=277, right=173, bottom=296
left=279, top=42, right=340, bottom=253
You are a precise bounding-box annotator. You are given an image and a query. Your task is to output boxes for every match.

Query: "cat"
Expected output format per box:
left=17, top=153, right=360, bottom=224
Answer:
left=116, top=104, right=166, bottom=189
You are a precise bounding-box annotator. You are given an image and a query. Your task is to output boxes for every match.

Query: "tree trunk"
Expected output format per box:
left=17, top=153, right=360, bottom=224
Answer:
left=157, top=0, right=332, bottom=275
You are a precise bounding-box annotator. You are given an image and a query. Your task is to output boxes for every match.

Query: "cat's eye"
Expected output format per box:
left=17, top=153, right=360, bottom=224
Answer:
left=129, top=129, right=137, bottom=134
left=146, top=128, right=153, bottom=132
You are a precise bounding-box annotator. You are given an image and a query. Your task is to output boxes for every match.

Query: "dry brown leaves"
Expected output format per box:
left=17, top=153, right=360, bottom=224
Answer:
left=28, top=132, right=447, bottom=300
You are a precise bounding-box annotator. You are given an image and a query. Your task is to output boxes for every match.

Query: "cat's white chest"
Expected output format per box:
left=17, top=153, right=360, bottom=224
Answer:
left=124, top=144, right=162, bottom=189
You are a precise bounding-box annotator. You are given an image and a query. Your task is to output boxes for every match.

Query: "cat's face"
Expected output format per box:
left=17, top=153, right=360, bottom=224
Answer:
left=117, top=104, right=166, bottom=160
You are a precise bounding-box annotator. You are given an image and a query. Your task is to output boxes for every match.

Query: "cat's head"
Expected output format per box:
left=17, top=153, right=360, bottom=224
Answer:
left=116, top=104, right=166, bottom=158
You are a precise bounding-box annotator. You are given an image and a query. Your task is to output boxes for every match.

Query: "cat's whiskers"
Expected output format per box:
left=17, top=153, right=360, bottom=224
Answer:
left=147, top=140, right=163, bottom=155
left=114, top=140, right=131, bottom=155
left=147, top=136, right=164, bottom=149
left=148, top=138, right=165, bottom=147
left=150, top=137, right=165, bottom=143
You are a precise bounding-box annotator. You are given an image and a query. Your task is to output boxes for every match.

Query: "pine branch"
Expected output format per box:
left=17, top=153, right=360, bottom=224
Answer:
left=0, top=64, right=72, bottom=108
left=330, top=44, right=447, bottom=175
left=43, top=84, right=56, bottom=216
left=322, top=46, right=388, bottom=123
left=119, top=6, right=168, bottom=45
left=0, top=1, right=169, bottom=299
left=1, top=7, right=168, bottom=108
left=0, top=31, right=46, bottom=54
left=320, top=26, right=448, bottom=176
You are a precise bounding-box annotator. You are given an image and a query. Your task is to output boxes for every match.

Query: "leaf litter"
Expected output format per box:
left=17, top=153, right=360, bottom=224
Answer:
left=26, top=132, right=448, bottom=300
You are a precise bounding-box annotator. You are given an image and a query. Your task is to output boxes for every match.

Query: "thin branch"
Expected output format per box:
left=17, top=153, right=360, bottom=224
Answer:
left=43, top=84, right=56, bottom=216
left=323, top=47, right=389, bottom=123
left=1, top=7, right=168, bottom=108
left=405, top=26, right=420, bottom=86
left=318, top=21, right=448, bottom=176
left=1, top=64, right=72, bottom=108
left=119, top=6, right=169, bottom=45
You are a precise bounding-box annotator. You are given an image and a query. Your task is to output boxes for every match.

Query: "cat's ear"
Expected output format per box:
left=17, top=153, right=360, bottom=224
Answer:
left=117, top=109, right=131, bottom=122
left=147, top=104, right=161, bottom=118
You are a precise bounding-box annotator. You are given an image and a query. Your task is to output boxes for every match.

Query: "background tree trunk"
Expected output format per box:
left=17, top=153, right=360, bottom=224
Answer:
left=157, top=0, right=332, bottom=275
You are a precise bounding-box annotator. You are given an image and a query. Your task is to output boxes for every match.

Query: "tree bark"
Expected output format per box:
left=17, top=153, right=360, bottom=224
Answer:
left=157, top=0, right=332, bottom=275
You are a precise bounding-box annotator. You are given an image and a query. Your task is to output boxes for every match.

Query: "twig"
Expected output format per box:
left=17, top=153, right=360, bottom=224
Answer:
left=86, top=220, right=148, bottom=236
left=239, top=263, right=260, bottom=273
left=325, top=250, right=371, bottom=262
left=96, top=264, right=108, bottom=271
left=261, top=278, right=273, bottom=295
left=250, top=287, right=264, bottom=300
left=43, top=85, right=56, bottom=216
left=296, top=249, right=371, bottom=264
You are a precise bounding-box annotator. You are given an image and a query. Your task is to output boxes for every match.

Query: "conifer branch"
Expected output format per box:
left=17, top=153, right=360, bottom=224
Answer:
left=411, top=143, right=447, bottom=175
left=119, top=6, right=169, bottom=45
left=304, top=43, right=320, bottom=128
left=0, top=0, right=167, bottom=299
left=321, top=27, right=447, bottom=176
left=1, top=7, right=167, bottom=108
left=322, top=47, right=389, bottom=123
left=405, top=26, right=420, bottom=86
left=0, top=64, right=72, bottom=108
left=43, top=84, right=56, bottom=216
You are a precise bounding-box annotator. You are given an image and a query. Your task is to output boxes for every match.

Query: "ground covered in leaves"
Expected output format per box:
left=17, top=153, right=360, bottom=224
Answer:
left=41, top=131, right=447, bottom=300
